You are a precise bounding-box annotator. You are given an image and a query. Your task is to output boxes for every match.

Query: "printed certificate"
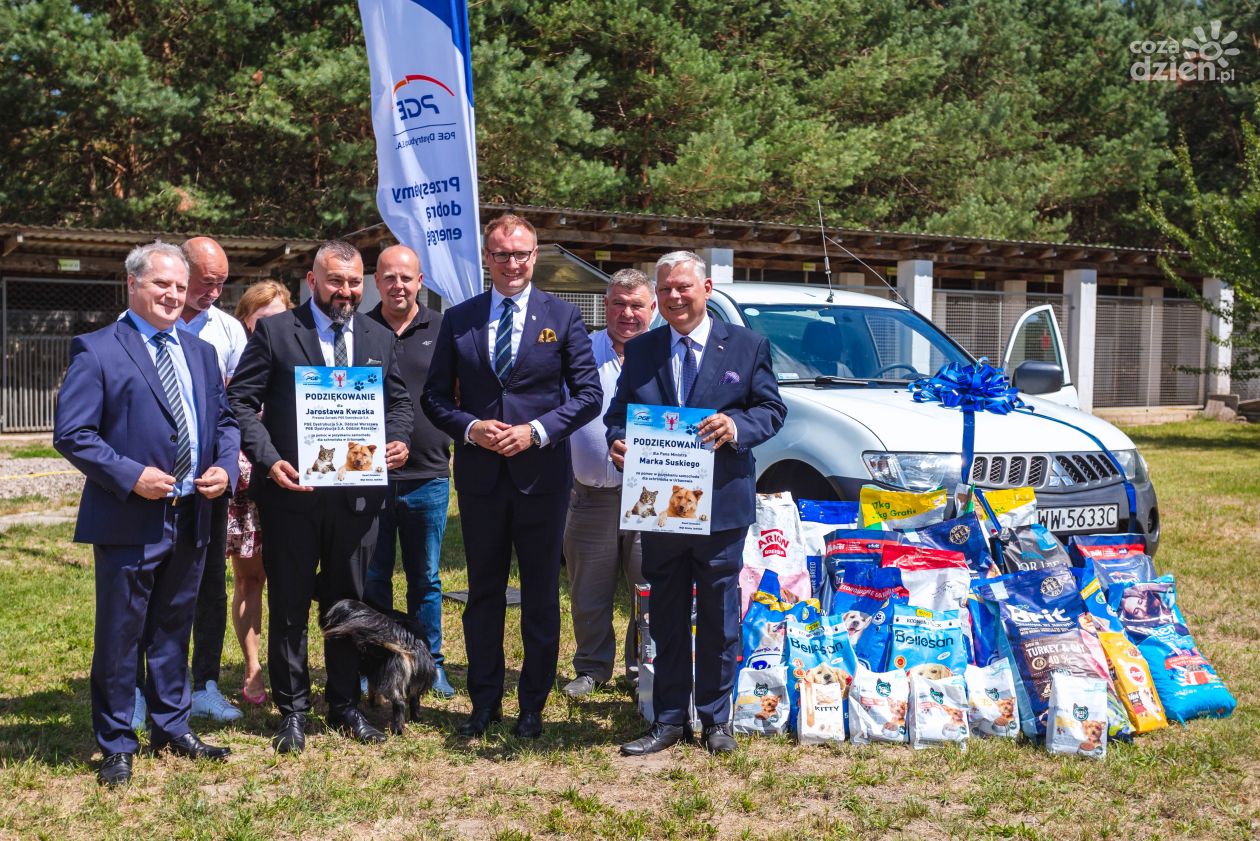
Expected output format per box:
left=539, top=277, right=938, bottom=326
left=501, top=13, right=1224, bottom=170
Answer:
left=620, top=403, right=714, bottom=535
left=294, top=366, right=387, bottom=487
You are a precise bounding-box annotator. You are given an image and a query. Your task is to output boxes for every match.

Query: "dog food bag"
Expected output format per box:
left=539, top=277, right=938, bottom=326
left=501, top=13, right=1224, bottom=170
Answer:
left=999, top=524, right=1072, bottom=574
left=967, top=590, right=1006, bottom=668
left=900, top=513, right=1000, bottom=578
left=799, top=500, right=861, bottom=593
left=881, top=545, right=971, bottom=614
left=741, top=574, right=819, bottom=669
left=888, top=604, right=967, bottom=679
left=860, top=485, right=948, bottom=531
left=744, top=492, right=808, bottom=575
left=1098, top=630, right=1167, bottom=733
left=965, top=660, right=1020, bottom=738
left=908, top=672, right=969, bottom=750
left=732, top=665, right=791, bottom=736
left=818, top=529, right=900, bottom=613
left=1110, top=576, right=1237, bottom=723
left=1068, top=533, right=1146, bottom=568
left=849, top=666, right=910, bottom=745
left=1047, top=673, right=1109, bottom=758
left=785, top=614, right=856, bottom=743
left=973, top=486, right=1038, bottom=534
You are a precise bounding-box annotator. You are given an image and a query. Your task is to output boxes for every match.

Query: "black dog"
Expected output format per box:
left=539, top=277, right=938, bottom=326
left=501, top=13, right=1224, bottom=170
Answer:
left=322, top=599, right=437, bottom=735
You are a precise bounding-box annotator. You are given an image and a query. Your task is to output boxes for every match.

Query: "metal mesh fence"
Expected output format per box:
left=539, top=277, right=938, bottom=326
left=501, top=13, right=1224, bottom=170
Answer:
left=1093, top=296, right=1205, bottom=407
left=931, top=290, right=1068, bottom=362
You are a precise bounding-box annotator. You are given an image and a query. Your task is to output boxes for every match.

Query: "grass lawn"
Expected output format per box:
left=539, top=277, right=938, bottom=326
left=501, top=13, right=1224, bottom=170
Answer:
left=1, top=419, right=1257, bottom=839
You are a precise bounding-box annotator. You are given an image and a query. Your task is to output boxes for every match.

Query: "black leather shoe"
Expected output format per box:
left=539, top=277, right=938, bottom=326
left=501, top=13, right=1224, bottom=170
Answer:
left=332, top=707, right=387, bottom=744
left=150, top=732, right=231, bottom=761
left=272, top=712, right=307, bottom=754
left=97, top=752, right=133, bottom=786
left=701, top=722, right=737, bottom=755
left=456, top=706, right=503, bottom=738
left=512, top=711, right=543, bottom=739
left=620, top=722, right=686, bottom=756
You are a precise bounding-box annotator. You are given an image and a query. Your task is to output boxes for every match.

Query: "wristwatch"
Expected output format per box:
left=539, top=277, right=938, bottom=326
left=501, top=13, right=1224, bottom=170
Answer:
left=529, top=425, right=542, bottom=447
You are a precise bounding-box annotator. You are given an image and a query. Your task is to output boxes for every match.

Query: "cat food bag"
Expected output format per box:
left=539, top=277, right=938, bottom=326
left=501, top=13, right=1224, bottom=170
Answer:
left=900, top=513, right=1000, bottom=578
left=799, top=499, right=861, bottom=594
left=908, top=672, right=969, bottom=750
left=848, top=666, right=910, bottom=745
left=860, top=485, right=948, bottom=531
left=1047, top=673, right=1109, bottom=758
left=999, top=524, right=1072, bottom=574
left=1110, top=576, right=1237, bottom=723
left=732, top=665, right=791, bottom=735
left=1078, top=550, right=1157, bottom=633
left=888, top=604, right=967, bottom=679
left=785, top=614, right=856, bottom=743
left=965, top=660, right=1020, bottom=738
left=973, top=486, right=1038, bottom=535
left=976, top=567, right=1108, bottom=737
left=882, top=545, right=971, bottom=614
left=1068, top=533, right=1146, bottom=568
left=1098, top=630, right=1167, bottom=734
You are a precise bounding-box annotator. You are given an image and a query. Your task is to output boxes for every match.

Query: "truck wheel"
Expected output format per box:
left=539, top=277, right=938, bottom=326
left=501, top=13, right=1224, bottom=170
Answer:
left=757, top=462, right=838, bottom=502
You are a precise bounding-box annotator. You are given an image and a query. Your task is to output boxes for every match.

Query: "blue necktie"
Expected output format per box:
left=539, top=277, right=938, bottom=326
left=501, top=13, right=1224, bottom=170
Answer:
left=153, top=332, right=192, bottom=483
left=680, top=336, right=697, bottom=406
left=494, top=299, right=514, bottom=383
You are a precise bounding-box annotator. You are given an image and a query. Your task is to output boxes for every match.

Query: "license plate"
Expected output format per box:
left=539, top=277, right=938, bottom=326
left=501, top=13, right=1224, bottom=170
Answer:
left=1037, top=504, right=1119, bottom=532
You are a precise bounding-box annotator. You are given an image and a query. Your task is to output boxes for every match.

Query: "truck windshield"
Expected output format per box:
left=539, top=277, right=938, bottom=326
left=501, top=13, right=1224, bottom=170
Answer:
left=737, top=304, right=972, bottom=383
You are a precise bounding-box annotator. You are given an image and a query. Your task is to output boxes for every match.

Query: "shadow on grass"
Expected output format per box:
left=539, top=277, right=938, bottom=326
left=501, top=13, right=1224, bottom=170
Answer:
left=0, top=679, right=98, bottom=766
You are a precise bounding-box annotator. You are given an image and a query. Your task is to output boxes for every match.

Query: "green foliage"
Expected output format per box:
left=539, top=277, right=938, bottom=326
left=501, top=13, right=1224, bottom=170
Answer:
left=0, top=0, right=1254, bottom=244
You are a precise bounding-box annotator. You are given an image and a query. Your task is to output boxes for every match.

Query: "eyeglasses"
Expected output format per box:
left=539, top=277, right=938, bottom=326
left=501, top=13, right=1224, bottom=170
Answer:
left=488, top=249, right=535, bottom=264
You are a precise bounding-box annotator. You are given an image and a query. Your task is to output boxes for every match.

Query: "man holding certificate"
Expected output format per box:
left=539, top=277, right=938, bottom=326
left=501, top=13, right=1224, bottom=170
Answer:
left=606, top=250, right=786, bottom=756
left=228, top=240, right=412, bottom=754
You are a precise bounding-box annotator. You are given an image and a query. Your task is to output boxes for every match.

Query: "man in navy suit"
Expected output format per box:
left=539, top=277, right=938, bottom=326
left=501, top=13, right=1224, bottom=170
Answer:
left=54, top=241, right=241, bottom=786
left=606, top=250, right=786, bottom=756
left=422, top=214, right=602, bottom=739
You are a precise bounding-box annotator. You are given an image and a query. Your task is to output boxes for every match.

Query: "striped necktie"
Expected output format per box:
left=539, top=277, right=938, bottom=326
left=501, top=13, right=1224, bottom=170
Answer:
left=332, top=323, right=348, bottom=367
left=679, top=336, right=698, bottom=406
left=494, top=299, right=514, bottom=383
left=152, top=332, right=192, bottom=483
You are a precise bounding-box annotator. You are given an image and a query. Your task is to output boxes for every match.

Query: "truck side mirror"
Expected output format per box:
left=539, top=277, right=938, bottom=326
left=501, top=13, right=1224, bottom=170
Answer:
left=1012, top=360, right=1064, bottom=395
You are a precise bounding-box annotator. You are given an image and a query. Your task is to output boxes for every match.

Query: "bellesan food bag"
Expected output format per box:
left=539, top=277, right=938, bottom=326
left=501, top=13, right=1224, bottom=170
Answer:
left=1097, top=630, right=1167, bottom=734
left=848, top=666, right=909, bottom=745
left=798, top=499, right=861, bottom=595
left=908, top=673, right=969, bottom=750
left=965, top=660, right=1020, bottom=738
left=899, top=513, right=999, bottom=578
left=973, top=486, right=1037, bottom=535
left=888, top=604, right=967, bottom=679
left=785, top=615, right=856, bottom=744
left=860, top=486, right=948, bottom=531
left=1110, top=576, right=1236, bottom=723
left=1047, top=673, right=1108, bottom=758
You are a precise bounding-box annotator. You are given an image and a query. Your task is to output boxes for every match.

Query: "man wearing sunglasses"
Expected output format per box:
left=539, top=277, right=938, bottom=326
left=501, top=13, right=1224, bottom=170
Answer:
left=422, top=214, right=601, bottom=739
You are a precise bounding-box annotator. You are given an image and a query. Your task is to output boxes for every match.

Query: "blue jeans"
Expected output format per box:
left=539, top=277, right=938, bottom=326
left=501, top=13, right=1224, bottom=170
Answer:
left=365, top=477, right=450, bottom=666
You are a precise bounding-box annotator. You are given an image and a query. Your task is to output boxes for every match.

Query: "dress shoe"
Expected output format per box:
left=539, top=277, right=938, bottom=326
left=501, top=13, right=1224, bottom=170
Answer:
left=620, top=722, right=686, bottom=756
left=456, top=706, right=503, bottom=738
left=431, top=665, right=456, bottom=700
left=512, top=711, right=543, bottom=739
left=562, top=674, right=604, bottom=698
left=150, top=732, right=231, bottom=761
left=332, top=707, right=386, bottom=744
left=701, top=722, right=737, bottom=755
left=97, top=752, right=133, bottom=787
left=272, top=712, right=307, bottom=754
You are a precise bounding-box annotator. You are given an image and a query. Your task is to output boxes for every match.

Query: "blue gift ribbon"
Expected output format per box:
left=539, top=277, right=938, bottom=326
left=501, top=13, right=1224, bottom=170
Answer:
left=910, top=359, right=1138, bottom=533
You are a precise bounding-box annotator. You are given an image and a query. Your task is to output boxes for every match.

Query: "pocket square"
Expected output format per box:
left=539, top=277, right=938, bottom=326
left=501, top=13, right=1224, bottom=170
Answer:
left=721, top=370, right=741, bottom=384
left=367, top=358, right=382, bottom=366
left=538, top=328, right=558, bottom=343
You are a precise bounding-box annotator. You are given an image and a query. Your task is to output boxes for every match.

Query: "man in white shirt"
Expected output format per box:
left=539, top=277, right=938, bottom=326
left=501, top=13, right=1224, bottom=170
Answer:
left=561, top=269, right=656, bottom=698
left=177, top=237, right=249, bottom=724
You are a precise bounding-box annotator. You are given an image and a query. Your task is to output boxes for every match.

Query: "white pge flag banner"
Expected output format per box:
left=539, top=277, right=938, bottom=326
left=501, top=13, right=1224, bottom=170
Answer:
left=359, top=0, right=482, bottom=304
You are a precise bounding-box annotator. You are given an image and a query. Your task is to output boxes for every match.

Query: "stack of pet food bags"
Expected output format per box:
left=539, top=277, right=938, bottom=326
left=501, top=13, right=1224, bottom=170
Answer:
left=730, top=485, right=1235, bottom=758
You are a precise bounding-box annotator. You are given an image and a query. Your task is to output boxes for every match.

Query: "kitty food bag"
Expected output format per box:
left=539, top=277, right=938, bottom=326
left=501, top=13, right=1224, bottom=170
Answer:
left=908, top=672, right=969, bottom=750
left=848, top=666, right=909, bottom=745
left=1047, top=673, right=1108, bottom=758
left=785, top=615, right=856, bottom=744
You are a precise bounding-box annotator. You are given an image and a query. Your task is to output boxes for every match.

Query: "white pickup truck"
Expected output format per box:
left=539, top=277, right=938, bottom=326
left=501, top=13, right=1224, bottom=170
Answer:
left=704, top=283, right=1159, bottom=554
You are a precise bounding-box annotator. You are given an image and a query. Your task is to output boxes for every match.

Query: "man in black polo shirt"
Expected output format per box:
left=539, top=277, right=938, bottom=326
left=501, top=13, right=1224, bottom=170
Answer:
left=364, top=244, right=456, bottom=698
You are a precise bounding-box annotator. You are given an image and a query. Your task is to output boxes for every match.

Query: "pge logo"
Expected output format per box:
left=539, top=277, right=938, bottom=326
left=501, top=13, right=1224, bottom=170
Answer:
left=393, top=74, right=455, bottom=122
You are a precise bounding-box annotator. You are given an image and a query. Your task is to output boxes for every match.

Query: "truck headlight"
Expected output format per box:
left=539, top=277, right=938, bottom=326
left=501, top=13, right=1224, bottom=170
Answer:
left=1111, top=449, right=1149, bottom=482
left=863, top=452, right=963, bottom=492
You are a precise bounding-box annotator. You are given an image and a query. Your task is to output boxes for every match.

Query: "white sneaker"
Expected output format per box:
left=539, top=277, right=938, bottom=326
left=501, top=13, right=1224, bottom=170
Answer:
left=131, top=688, right=147, bottom=733
left=191, top=680, right=243, bottom=722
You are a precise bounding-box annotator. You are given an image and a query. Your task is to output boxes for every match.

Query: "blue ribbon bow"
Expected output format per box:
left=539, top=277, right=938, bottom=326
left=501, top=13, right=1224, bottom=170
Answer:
left=910, top=358, right=1023, bottom=486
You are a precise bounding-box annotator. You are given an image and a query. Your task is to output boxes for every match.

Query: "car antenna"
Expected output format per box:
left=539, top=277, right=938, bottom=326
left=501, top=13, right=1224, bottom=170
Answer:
left=816, top=203, right=910, bottom=308
left=817, top=199, right=835, bottom=303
